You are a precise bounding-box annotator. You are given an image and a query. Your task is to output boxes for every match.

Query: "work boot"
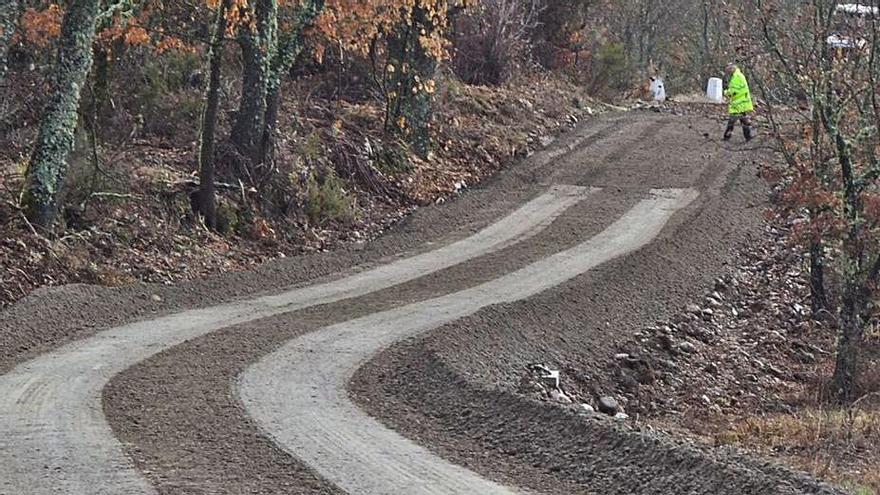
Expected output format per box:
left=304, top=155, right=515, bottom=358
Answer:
left=742, top=117, right=754, bottom=142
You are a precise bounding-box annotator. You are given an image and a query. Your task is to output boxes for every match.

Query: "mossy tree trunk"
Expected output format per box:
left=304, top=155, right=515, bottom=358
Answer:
left=259, top=0, right=324, bottom=164
left=231, top=0, right=277, bottom=168
left=0, top=0, right=18, bottom=85
left=196, top=0, right=231, bottom=230
left=386, top=6, right=437, bottom=159
left=23, top=0, right=101, bottom=228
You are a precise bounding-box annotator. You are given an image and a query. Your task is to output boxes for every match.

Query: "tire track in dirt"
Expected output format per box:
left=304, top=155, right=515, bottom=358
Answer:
left=546, top=117, right=668, bottom=187
left=103, top=188, right=640, bottom=494
left=239, top=189, right=697, bottom=495
left=349, top=114, right=845, bottom=495
left=0, top=186, right=594, bottom=495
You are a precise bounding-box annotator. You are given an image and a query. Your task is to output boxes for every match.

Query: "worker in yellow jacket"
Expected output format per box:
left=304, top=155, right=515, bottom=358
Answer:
left=723, top=63, right=754, bottom=142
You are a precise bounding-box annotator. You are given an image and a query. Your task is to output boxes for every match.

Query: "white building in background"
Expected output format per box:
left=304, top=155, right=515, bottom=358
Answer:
left=835, top=4, right=879, bottom=17
left=827, top=4, right=877, bottom=50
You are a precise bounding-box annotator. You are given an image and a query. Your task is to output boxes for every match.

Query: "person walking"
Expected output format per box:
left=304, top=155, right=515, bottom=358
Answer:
left=723, top=63, right=754, bottom=142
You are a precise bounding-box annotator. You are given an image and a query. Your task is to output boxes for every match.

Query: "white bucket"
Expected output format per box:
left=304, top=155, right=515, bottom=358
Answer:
left=650, top=77, right=666, bottom=102
left=707, top=77, right=723, bottom=103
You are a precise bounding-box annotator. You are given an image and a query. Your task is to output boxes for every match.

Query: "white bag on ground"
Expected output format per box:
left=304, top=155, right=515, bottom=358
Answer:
left=707, top=77, right=723, bottom=103
left=650, top=77, right=666, bottom=102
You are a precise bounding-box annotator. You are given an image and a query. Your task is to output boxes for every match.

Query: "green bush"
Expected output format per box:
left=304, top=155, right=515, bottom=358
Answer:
left=590, top=42, right=631, bottom=95
left=304, top=169, right=357, bottom=226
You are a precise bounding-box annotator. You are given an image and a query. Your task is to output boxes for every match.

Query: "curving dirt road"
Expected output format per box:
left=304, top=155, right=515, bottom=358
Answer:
left=0, top=111, right=846, bottom=495
left=240, top=189, right=695, bottom=495
left=0, top=185, right=593, bottom=494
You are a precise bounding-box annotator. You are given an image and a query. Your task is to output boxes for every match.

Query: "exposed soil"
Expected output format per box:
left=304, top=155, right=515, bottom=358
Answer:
left=585, top=218, right=880, bottom=493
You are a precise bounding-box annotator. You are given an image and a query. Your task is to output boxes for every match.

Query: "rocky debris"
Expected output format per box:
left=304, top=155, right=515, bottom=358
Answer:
left=677, top=341, right=696, bottom=354
left=598, top=396, right=620, bottom=415
left=590, top=223, right=846, bottom=427
left=550, top=389, right=573, bottom=403
left=522, top=364, right=576, bottom=405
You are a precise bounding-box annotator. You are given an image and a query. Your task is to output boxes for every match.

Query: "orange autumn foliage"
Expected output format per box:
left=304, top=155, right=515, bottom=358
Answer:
left=21, top=5, right=62, bottom=47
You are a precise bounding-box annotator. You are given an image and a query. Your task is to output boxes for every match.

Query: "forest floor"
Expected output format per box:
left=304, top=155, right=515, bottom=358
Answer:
left=0, top=72, right=603, bottom=309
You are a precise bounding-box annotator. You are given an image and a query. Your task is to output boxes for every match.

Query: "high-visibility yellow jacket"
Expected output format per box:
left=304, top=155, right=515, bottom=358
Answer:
left=725, top=68, right=754, bottom=115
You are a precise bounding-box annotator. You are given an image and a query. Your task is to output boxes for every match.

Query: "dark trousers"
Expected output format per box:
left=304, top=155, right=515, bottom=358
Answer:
left=724, top=114, right=753, bottom=141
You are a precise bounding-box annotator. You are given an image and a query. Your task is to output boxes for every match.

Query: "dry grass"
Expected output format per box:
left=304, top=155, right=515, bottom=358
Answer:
left=717, top=406, right=880, bottom=494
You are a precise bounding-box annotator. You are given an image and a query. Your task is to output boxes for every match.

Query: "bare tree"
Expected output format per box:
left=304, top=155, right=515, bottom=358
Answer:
left=747, top=0, right=880, bottom=402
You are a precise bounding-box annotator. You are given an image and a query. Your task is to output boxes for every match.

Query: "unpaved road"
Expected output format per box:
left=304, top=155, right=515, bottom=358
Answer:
left=0, top=111, right=844, bottom=494
left=0, top=185, right=592, bottom=494
left=240, top=189, right=695, bottom=495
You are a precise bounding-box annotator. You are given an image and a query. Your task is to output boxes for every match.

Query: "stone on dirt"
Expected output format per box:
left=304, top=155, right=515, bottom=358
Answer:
left=597, top=396, right=620, bottom=415
left=550, top=389, right=572, bottom=403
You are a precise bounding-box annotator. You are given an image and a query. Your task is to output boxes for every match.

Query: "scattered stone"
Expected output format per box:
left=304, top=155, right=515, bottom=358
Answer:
left=530, top=364, right=560, bottom=389
left=580, top=403, right=596, bottom=414
left=597, top=396, right=620, bottom=415
left=614, top=412, right=630, bottom=421
left=677, top=341, right=696, bottom=354
left=550, top=389, right=573, bottom=403
left=798, top=350, right=817, bottom=364
left=767, top=364, right=786, bottom=380
left=150, top=294, right=162, bottom=302
left=538, top=135, right=554, bottom=147
left=704, top=362, right=719, bottom=375
left=686, top=303, right=702, bottom=314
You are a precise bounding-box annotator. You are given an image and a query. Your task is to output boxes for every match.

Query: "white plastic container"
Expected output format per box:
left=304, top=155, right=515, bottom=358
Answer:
left=650, top=77, right=666, bottom=102
left=707, top=77, right=723, bottom=103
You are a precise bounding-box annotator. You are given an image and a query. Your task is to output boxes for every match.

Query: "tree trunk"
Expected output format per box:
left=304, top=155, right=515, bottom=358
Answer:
left=258, top=0, right=324, bottom=164
left=386, top=6, right=437, bottom=159
left=231, top=0, right=277, bottom=166
left=809, top=238, right=828, bottom=316
left=831, top=285, right=865, bottom=403
left=0, top=0, right=18, bottom=85
left=22, top=0, right=101, bottom=227
left=196, top=0, right=231, bottom=230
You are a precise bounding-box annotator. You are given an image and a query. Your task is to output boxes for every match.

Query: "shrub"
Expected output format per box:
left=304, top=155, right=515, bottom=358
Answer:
left=451, top=0, right=545, bottom=85
left=588, top=42, right=631, bottom=95
left=304, top=168, right=357, bottom=226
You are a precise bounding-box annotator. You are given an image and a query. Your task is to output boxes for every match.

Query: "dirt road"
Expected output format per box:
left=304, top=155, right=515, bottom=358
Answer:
left=0, top=111, right=844, bottom=494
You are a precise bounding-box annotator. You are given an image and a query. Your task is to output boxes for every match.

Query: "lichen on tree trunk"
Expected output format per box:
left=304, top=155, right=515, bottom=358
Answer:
left=0, top=0, right=18, bottom=85
left=385, top=5, right=438, bottom=159
left=23, top=0, right=101, bottom=227
left=231, top=0, right=277, bottom=168
left=259, top=0, right=325, bottom=164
